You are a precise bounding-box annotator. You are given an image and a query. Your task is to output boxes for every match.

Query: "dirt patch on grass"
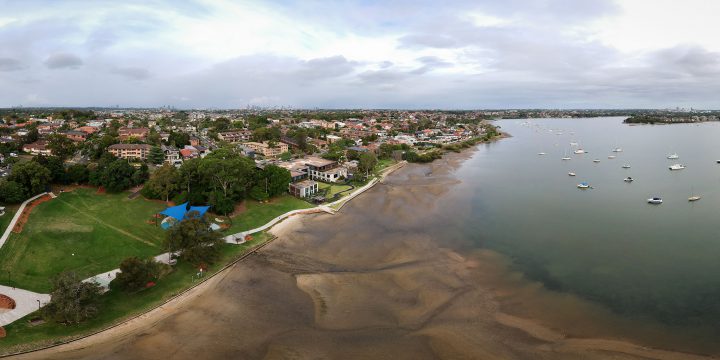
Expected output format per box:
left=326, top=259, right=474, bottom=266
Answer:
left=0, top=294, right=16, bottom=310
left=12, top=194, right=53, bottom=234
left=51, top=184, right=95, bottom=194
left=227, top=201, right=247, bottom=217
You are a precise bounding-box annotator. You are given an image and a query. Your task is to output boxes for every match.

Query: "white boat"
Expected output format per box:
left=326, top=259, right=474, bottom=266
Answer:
left=608, top=155, right=616, bottom=159
left=624, top=177, right=634, bottom=182
left=561, top=148, right=571, bottom=160
left=538, top=152, right=546, bottom=155
left=669, top=164, right=685, bottom=170
left=689, top=187, right=700, bottom=202
left=647, top=197, right=663, bottom=204
left=613, top=148, right=623, bottom=152
left=570, top=142, right=579, bottom=146
left=667, top=153, right=679, bottom=159
left=574, top=149, right=586, bottom=154
left=568, top=172, right=576, bottom=176
left=593, top=159, right=601, bottom=163
left=577, top=182, right=590, bottom=189
left=622, top=165, right=631, bottom=169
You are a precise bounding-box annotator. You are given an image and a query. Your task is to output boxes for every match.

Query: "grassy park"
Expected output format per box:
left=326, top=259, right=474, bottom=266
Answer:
left=223, top=195, right=312, bottom=234
left=0, top=188, right=166, bottom=293
left=317, top=183, right=352, bottom=199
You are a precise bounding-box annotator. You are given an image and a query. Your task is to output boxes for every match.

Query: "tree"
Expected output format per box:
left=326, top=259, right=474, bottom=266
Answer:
left=165, top=215, right=223, bottom=265
left=208, top=190, right=235, bottom=215
left=42, top=272, right=102, bottom=325
left=199, top=151, right=254, bottom=201
left=132, top=163, right=149, bottom=185
left=168, top=132, right=190, bottom=147
left=9, top=161, right=51, bottom=196
left=47, top=133, right=76, bottom=160
left=67, top=164, right=90, bottom=184
left=142, top=163, right=179, bottom=202
left=249, top=185, right=269, bottom=201
left=90, top=158, right=135, bottom=192
left=279, top=151, right=292, bottom=161
left=178, top=158, right=203, bottom=197
left=0, top=180, right=26, bottom=203
left=33, top=155, right=67, bottom=184
left=23, top=128, right=39, bottom=144
left=147, top=146, right=165, bottom=165
left=112, top=257, right=162, bottom=292
left=258, top=165, right=291, bottom=197
left=358, top=152, right=378, bottom=179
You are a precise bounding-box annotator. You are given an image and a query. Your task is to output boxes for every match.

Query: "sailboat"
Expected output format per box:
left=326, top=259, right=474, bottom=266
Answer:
left=689, top=187, right=701, bottom=202
left=561, top=148, right=571, bottom=161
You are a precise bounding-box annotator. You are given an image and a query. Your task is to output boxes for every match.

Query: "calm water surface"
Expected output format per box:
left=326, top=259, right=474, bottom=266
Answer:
left=459, top=117, right=720, bottom=331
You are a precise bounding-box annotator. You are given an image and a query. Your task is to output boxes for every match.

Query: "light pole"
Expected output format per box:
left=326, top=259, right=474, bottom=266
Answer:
left=36, top=299, right=40, bottom=311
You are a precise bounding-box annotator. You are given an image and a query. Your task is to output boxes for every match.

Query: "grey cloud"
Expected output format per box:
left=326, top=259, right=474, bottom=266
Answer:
left=296, top=56, right=357, bottom=81
left=410, top=56, right=453, bottom=74
left=648, top=45, right=720, bottom=77
left=111, top=67, right=152, bottom=80
left=0, top=58, right=23, bottom=71
left=44, top=53, right=83, bottom=69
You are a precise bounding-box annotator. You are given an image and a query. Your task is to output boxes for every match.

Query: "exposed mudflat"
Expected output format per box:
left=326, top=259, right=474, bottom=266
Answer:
left=15, top=151, right=715, bottom=360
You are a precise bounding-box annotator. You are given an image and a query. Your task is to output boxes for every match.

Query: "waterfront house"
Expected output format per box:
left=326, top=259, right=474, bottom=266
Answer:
left=304, top=157, right=347, bottom=183
left=289, top=179, right=318, bottom=198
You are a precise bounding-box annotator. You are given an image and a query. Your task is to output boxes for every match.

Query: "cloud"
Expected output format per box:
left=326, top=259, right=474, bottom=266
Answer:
left=44, top=53, right=83, bottom=69
left=0, top=57, right=23, bottom=71
left=110, top=67, right=152, bottom=80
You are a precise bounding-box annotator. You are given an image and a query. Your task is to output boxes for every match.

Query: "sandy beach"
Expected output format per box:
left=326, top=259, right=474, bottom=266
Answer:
left=11, top=150, right=718, bottom=360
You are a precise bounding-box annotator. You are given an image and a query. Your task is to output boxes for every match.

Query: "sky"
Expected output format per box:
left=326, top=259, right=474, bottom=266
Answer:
left=1, top=0, right=720, bottom=109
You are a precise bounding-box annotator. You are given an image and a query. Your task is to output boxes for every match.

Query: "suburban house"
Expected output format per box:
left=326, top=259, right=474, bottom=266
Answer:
left=62, top=130, right=88, bottom=142
left=162, top=145, right=182, bottom=165
left=118, top=127, right=149, bottom=141
left=304, top=157, right=347, bottom=183
left=243, top=141, right=288, bottom=158
left=75, top=126, right=99, bottom=135
left=23, top=140, right=52, bottom=156
left=218, top=130, right=252, bottom=143
left=179, top=145, right=210, bottom=160
left=288, top=179, right=318, bottom=198
left=108, top=143, right=152, bottom=160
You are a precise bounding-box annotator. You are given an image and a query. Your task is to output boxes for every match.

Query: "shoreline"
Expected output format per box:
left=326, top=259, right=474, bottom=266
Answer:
left=8, top=136, right=714, bottom=360
left=0, top=158, right=409, bottom=358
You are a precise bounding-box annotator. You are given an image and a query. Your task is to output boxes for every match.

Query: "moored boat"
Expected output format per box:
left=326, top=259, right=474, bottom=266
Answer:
left=622, top=164, right=631, bottom=169
left=568, top=172, right=576, bottom=176
left=667, top=153, right=679, bottom=159
left=688, top=196, right=701, bottom=202
left=624, top=177, right=634, bottom=182
left=577, top=182, right=590, bottom=189
left=669, top=164, right=685, bottom=170
left=647, top=197, right=663, bottom=204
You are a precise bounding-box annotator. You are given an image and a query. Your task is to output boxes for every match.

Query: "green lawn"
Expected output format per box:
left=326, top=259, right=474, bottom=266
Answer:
left=0, top=188, right=167, bottom=293
left=223, top=195, right=313, bottom=234
left=0, top=234, right=271, bottom=354
left=318, top=182, right=352, bottom=199
left=0, top=206, right=17, bottom=235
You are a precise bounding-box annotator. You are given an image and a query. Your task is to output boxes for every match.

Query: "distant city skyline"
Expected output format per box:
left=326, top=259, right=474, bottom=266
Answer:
left=1, top=0, right=720, bottom=109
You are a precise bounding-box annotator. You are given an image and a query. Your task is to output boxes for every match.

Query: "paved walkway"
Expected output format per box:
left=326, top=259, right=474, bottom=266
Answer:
left=0, top=192, right=48, bottom=249
left=0, top=285, right=50, bottom=326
